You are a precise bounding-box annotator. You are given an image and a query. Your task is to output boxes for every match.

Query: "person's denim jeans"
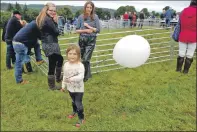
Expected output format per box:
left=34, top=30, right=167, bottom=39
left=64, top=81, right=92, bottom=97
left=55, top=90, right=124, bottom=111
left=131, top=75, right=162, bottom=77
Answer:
left=165, top=18, right=171, bottom=27
left=34, top=42, right=43, bottom=61
left=13, top=43, right=28, bottom=83
left=6, top=43, right=16, bottom=68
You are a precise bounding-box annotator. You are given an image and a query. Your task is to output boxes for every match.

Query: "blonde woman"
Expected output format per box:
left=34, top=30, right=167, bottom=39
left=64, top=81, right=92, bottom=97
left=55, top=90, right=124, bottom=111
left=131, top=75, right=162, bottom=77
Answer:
left=36, top=2, right=63, bottom=90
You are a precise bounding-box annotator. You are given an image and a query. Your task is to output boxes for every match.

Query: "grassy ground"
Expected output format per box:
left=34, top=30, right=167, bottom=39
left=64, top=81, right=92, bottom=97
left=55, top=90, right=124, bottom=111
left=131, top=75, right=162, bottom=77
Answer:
left=1, top=27, right=196, bottom=131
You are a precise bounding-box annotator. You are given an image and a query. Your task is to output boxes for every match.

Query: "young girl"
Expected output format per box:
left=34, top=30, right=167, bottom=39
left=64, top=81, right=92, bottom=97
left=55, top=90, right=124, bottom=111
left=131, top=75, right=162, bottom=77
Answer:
left=61, top=44, right=85, bottom=127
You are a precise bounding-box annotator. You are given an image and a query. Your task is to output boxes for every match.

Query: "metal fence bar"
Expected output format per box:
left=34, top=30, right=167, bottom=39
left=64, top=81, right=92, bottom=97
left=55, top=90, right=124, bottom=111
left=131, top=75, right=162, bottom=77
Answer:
left=151, top=46, right=171, bottom=50
left=94, top=49, right=113, bottom=53
left=150, top=51, right=170, bottom=55
left=91, top=58, right=114, bottom=64
left=149, top=55, right=170, bottom=60
left=92, top=53, right=112, bottom=58
left=150, top=41, right=169, bottom=46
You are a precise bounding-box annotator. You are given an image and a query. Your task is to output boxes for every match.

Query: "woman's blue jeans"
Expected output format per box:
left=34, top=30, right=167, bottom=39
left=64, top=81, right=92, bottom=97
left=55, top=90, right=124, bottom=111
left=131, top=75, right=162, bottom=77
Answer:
left=13, top=43, right=29, bottom=83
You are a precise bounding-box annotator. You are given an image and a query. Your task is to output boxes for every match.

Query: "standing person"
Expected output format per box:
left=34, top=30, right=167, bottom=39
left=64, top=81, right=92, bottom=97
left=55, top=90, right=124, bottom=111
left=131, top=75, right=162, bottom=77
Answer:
left=132, top=12, right=137, bottom=27
left=123, top=11, right=129, bottom=27
left=5, top=10, right=23, bottom=69
left=160, top=9, right=165, bottom=20
left=138, top=11, right=145, bottom=28
left=36, top=2, right=63, bottom=90
left=160, top=9, right=166, bottom=28
left=12, top=20, right=42, bottom=84
left=176, top=0, right=196, bottom=74
left=18, top=20, right=44, bottom=74
left=128, top=12, right=133, bottom=28
left=75, top=1, right=100, bottom=82
left=164, top=7, right=172, bottom=28
left=61, top=44, right=85, bottom=128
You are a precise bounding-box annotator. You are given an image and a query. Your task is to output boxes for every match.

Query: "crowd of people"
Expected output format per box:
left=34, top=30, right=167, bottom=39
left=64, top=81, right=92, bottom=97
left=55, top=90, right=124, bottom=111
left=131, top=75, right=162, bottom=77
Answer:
left=1, top=0, right=196, bottom=128
left=122, top=11, right=144, bottom=28
left=120, top=7, right=181, bottom=29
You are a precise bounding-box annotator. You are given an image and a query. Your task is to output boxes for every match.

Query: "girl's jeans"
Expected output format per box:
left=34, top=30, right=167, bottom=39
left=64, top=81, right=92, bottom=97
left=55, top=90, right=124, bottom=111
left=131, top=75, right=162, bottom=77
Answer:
left=13, top=43, right=29, bottom=83
left=69, top=91, right=84, bottom=120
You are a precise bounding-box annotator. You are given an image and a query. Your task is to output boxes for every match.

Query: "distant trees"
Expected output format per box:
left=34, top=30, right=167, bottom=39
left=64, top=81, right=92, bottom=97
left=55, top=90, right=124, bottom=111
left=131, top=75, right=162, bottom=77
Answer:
left=7, top=3, right=14, bottom=11
left=74, top=8, right=111, bottom=20
left=114, top=5, right=136, bottom=18
left=57, top=6, right=73, bottom=20
left=95, top=8, right=111, bottom=20
left=1, top=3, right=40, bottom=27
left=15, top=2, right=22, bottom=12
left=24, top=9, right=39, bottom=22
left=0, top=11, right=12, bottom=27
left=22, top=3, right=28, bottom=20
left=75, top=9, right=83, bottom=18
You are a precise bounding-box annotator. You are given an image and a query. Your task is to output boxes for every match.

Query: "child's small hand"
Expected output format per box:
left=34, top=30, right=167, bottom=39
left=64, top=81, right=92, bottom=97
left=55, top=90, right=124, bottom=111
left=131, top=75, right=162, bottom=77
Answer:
left=60, top=88, right=65, bottom=92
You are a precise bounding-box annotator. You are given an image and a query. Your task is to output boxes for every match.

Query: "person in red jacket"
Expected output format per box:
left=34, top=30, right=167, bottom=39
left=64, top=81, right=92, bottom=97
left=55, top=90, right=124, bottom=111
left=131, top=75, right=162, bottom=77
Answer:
left=123, top=12, right=129, bottom=27
left=176, top=0, right=196, bottom=74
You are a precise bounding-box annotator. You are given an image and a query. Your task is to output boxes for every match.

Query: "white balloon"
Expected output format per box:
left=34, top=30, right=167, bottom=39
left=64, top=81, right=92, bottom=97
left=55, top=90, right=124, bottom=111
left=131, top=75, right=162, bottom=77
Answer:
left=113, top=35, right=150, bottom=68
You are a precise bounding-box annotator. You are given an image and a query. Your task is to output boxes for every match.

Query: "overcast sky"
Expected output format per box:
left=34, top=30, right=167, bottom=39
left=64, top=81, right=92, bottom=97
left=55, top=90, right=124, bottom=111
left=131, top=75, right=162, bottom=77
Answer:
left=2, top=1, right=190, bottom=12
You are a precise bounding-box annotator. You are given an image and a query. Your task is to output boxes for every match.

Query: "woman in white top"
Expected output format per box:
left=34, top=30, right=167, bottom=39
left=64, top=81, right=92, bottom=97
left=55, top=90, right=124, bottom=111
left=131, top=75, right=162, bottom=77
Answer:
left=61, top=44, right=85, bottom=127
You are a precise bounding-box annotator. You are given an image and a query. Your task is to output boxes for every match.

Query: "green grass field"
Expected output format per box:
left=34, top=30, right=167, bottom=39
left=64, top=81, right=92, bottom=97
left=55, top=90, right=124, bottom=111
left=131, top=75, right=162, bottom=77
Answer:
left=1, top=27, right=196, bottom=131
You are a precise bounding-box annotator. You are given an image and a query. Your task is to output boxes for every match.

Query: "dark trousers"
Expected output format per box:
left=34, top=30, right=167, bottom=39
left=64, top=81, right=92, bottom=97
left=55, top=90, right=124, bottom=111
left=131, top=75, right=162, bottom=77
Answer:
left=78, top=36, right=96, bottom=80
left=138, top=19, right=144, bottom=28
left=69, top=91, right=84, bottom=120
left=48, top=53, right=63, bottom=75
left=6, top=43, right=16, bottom=68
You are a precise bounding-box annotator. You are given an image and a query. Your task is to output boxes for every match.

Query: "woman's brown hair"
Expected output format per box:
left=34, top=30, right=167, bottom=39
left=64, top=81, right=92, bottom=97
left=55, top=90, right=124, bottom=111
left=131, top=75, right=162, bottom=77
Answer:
left=66, top=44, right=81, bottom=62
left=36, top=2, right=56, bottom=29
left=83, top=1, right=95, bottom=21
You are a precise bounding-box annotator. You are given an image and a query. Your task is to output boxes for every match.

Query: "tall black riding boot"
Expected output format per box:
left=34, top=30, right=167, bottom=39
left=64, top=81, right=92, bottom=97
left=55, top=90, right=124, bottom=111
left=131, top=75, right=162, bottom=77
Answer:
left=183, top=57, right=193, bottom=74
left=55, top=67, right=62, bottom=83
left=25, top=62, right=33, bottom=72
left=176, top=56, right=184, bottom=72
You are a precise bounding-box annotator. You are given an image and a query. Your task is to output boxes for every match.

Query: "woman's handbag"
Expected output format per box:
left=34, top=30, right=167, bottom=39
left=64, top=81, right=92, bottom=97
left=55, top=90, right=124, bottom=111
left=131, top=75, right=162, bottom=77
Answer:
left=172, top=19, right=181, bottom=42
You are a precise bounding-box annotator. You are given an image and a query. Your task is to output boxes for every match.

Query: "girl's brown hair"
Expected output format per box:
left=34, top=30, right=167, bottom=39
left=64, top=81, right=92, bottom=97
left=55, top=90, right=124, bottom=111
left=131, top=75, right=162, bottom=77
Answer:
left=36, top=2, right=56, bottom=29
left=66, top=44, right=81, bottom=62
left=83, top=1, right=95, bottom=21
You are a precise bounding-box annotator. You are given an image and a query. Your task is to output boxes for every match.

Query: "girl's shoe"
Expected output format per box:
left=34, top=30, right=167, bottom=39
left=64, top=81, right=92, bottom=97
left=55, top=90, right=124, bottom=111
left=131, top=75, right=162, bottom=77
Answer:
left=76, top=119, right=85, bottom=127
left=68, top=112, right=76, bottom=119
